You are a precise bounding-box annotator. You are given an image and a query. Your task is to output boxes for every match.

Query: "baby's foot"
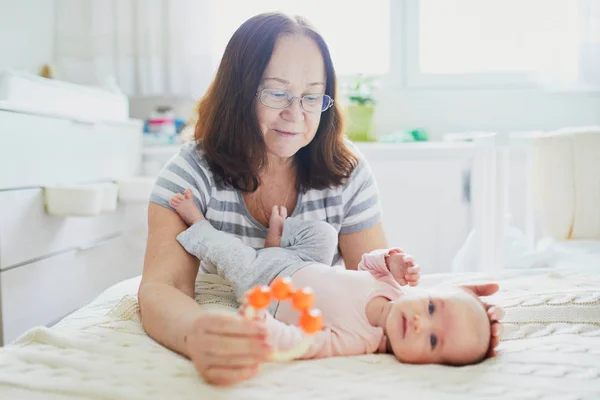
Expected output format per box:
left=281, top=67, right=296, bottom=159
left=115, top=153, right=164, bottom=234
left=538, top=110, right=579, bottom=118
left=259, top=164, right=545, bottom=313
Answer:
left=386, top=249, right=421, bottom=286
left=264, top=205, right=287, bottom=248
left=169, top=188, right=204, bottom=226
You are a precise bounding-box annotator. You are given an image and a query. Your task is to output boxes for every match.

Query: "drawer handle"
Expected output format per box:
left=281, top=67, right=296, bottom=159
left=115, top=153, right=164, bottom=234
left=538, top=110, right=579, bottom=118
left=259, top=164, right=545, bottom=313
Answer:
left=70, top=118, right=98, bottom=127
left=76, top=234, right=120, bottom=251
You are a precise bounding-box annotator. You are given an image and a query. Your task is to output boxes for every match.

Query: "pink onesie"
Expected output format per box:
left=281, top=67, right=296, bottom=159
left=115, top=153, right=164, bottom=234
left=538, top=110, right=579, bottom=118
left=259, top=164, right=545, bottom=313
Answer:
left=265, top=249, right=404, bottom=359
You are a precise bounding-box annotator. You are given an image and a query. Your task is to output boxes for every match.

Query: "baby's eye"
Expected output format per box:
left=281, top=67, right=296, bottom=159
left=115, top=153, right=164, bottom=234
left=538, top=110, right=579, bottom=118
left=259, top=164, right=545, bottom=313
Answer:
left=428, top=301, right=435, bottom=315
left=430, top=334, right=438, bottom=349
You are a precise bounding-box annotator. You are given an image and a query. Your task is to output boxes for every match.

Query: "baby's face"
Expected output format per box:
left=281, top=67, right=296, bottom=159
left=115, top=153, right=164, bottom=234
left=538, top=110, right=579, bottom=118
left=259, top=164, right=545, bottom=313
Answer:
left=385, top=288, right=490, bottom=365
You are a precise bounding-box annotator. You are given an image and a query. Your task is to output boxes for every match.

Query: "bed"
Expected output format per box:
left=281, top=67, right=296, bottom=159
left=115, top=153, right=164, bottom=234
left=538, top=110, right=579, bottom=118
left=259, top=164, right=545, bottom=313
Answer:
left=1, top=265, right=599, bottom=400
left=2, top=122, right=599, bottom=399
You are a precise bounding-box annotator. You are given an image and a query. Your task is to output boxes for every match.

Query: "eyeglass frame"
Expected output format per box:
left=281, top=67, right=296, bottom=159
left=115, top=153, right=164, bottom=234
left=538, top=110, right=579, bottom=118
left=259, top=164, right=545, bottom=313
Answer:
left=255, top=88, right=335, bottom=113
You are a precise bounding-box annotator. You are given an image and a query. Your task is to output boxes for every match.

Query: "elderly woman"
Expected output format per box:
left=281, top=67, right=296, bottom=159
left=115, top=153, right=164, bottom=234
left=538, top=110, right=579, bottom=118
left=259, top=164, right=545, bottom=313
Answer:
left=138, top=12, right=502, bottom=386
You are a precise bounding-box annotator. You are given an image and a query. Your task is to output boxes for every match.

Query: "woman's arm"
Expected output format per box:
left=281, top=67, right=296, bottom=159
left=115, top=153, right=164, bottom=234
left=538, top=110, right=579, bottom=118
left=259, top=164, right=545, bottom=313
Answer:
left=138, top=203, right=271, bottom=385
left=338, top=221, right=387, bottom=270
left=138, top=203, right=203, bottom=353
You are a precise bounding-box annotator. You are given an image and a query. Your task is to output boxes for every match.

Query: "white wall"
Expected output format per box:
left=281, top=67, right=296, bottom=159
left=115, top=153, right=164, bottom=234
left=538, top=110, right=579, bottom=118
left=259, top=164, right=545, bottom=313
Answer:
left=373, top=88, right=600, bottom=140
left=0, top=0, right=56, bottom=74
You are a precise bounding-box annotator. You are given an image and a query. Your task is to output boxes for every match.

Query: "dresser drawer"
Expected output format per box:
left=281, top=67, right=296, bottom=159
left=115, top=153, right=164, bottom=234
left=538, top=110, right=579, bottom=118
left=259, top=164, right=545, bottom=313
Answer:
left=1, top=235, right=145, bottom=345
left=0, top=109, right=142, bottom=190
left=0, top=189, right=147, bottom=269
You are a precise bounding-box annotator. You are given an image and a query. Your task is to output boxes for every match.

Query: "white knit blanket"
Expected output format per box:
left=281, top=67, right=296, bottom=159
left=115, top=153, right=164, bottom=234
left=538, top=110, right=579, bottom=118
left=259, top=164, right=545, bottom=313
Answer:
left=1, top=267, right=600, bottom=400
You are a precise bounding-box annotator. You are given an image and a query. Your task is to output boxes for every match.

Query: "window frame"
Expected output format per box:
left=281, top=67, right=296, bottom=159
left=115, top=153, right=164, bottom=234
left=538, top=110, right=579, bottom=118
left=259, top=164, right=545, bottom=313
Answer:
left=397, top=0, right=545, bottom=90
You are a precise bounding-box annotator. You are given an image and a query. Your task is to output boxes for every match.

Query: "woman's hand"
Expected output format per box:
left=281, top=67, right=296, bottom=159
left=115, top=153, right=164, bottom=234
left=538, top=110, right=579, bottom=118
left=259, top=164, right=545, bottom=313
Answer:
left=186, top=312, right=273, bottom=386
left=460, top=283, right=504, bottom=357
left=483, top=303, right=505, bottom=357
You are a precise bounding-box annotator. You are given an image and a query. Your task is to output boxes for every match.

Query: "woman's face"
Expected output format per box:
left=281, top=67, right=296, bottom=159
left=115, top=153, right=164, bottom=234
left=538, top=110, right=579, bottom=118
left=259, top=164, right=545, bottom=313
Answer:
left=255, top=35, right=327, bottom=161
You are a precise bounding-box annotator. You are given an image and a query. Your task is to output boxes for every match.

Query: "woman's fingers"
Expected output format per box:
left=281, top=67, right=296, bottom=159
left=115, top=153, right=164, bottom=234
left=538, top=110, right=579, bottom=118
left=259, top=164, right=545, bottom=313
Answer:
left=202, top=365, right=261, bottom=386
left=461, top=283, right=500, bottom=297
left=490, top=334, right=500, bottom=350
left=488, top=306, right=505, bottom=322
left=201, top=352, right=267, bottom=368
left=202, top=335, right=272, bottom=358
left=203, top=313, right=267, bottom=337
left=187, top=312, right=274, bottom=386
left=491, top=321, right=503, bottom=337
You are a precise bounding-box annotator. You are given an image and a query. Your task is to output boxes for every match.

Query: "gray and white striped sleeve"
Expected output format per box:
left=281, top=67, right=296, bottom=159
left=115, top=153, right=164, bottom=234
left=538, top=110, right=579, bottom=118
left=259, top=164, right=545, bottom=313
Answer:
left=340, top=150, right=382, bottom=235
left=149, top=144, right=212, bottom=214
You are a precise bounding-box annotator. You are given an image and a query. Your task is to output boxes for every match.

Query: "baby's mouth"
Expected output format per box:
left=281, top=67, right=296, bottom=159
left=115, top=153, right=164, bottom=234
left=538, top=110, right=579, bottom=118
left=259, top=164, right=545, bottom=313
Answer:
left=402, top=313, right=407, bottom=338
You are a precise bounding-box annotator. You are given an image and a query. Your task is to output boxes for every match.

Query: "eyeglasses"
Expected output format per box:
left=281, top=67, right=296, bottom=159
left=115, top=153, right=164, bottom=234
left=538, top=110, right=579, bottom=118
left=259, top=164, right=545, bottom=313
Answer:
left=256, top=89, right=334, bottom=113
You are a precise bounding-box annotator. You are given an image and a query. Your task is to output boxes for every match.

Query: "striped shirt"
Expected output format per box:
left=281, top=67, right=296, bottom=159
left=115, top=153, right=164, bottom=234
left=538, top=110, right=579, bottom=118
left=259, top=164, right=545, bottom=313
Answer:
left=149, top=141, right=382, bottom=267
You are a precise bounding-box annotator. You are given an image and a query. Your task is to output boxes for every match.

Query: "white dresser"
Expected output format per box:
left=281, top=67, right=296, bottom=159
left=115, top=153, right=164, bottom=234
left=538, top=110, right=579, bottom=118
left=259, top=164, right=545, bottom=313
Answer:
left=0, top=98, right=148, bottom=345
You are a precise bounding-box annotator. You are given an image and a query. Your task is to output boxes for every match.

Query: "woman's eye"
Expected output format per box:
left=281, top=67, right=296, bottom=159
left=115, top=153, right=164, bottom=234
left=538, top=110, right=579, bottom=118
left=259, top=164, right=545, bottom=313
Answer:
left=270, top=91, right=287, bottom=98
left=428, top=301, right=435, bottom=315
left=303, top=95, right=320, bottom=103
left=430, top=334, right=438, bottom=349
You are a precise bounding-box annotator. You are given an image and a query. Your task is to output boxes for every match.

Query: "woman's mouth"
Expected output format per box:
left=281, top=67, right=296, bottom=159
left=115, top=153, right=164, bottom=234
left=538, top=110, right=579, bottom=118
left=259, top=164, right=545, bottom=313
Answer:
left=274, top=129, right=300, bottom=137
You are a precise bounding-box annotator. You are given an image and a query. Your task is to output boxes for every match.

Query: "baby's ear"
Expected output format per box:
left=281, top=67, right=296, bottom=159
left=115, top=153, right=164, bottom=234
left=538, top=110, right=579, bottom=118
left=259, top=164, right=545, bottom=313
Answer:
left=459, top=283, right=499, bottom=297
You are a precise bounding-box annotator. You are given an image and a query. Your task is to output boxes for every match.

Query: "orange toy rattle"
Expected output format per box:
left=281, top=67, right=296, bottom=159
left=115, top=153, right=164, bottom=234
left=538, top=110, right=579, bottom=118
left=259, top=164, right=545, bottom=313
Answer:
left=243, top=277, right=323, bottom=361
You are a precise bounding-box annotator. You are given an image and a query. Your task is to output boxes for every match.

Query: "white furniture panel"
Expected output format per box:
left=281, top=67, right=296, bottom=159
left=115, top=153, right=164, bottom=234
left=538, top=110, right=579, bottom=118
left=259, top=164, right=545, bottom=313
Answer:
left=0, top=235, right=145, bottom=344
left=0, top=189, right=146, bottom=270
left=0, top=70, right=129, bottom=122
left=0, top=96, right=148, bottom=346
left=0, top=109, right=143, bottom=190
left=357, top=143, right=475, bottom=273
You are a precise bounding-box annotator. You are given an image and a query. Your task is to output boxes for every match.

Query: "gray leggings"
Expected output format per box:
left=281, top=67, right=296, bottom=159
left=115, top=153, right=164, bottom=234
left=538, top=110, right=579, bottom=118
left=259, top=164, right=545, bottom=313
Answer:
left=176, top=218, right=338, bottom=311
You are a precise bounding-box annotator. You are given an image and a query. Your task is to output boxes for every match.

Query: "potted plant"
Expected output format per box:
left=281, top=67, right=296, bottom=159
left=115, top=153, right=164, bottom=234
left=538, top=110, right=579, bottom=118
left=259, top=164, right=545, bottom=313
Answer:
left=345, top=74, right=377, bottom=142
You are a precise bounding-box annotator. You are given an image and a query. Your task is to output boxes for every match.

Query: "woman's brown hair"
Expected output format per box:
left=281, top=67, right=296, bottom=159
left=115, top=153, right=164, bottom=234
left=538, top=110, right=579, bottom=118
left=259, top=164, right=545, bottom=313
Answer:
left=194, top=12, right=358, bottom=192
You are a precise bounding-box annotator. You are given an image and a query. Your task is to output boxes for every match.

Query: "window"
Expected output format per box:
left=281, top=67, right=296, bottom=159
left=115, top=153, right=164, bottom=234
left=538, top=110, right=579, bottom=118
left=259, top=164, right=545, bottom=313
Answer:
left=405, top=0, right=582, bottom=88
left=209, top=0, right=390, bottom=77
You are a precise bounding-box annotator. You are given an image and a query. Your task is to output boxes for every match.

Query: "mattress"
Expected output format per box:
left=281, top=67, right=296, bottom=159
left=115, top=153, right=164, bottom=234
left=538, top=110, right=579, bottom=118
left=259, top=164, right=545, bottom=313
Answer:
left=1, top=266, right=599, bottom=400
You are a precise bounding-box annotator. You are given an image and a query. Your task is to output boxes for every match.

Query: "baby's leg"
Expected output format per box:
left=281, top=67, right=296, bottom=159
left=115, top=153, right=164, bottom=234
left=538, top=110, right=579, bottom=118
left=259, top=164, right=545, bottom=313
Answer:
left=177, top=220, right=304, bottom=302
left=169, top=188, right=204, bottom=226
left=281, top=219, right=338, bottom=265
left=264, top=205, right=287, bottom=248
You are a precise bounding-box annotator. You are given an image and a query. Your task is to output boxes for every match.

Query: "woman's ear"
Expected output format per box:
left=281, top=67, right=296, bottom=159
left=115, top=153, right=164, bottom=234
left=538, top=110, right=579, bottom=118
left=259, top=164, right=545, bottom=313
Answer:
left=459, top=283, right=499, bottom=297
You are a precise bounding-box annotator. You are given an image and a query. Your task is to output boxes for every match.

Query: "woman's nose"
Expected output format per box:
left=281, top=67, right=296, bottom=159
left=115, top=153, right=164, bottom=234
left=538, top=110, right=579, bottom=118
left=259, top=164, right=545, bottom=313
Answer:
left=282, top=98, right=305, bottom=122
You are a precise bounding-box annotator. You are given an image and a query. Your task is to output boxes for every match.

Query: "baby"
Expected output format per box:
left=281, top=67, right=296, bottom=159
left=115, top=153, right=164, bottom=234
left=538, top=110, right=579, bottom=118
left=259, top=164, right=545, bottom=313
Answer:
left=170, top=189, right=492, bottom=365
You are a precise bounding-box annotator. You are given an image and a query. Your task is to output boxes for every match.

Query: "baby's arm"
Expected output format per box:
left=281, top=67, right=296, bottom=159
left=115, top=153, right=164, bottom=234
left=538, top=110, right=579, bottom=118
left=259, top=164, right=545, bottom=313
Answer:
left=359, top=248, right=420, bottom=287
left=262, top=313, right=371, bottom=360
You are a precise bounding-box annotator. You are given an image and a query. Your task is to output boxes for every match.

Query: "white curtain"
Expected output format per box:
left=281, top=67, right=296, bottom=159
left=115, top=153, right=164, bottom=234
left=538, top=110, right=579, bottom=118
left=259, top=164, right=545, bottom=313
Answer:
left=55, top=0, right=215, bottom=97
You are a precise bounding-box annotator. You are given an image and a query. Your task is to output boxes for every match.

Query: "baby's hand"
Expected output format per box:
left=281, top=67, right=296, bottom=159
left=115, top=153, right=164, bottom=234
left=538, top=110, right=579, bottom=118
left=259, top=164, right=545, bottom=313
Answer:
left=385, top=248, right=420, bottom=286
